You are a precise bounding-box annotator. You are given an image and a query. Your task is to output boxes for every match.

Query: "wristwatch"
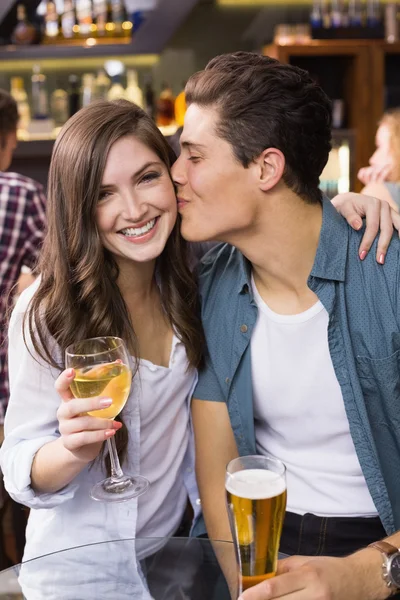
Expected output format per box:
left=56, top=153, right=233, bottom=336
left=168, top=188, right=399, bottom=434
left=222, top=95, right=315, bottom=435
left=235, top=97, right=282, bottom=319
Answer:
left=369, top=541, right=400, bottom=594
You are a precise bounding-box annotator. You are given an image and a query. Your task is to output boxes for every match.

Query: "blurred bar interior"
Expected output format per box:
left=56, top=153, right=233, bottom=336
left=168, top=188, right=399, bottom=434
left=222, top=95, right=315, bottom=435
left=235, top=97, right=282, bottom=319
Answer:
left=0, top=0, right=399, bottom=195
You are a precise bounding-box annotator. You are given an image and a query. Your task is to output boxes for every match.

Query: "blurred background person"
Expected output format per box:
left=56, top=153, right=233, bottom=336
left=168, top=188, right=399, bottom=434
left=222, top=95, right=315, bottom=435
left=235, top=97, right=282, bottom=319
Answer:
left=358, top=109, right=400, bottom=210
left=0, top=88, right=46, bottom=568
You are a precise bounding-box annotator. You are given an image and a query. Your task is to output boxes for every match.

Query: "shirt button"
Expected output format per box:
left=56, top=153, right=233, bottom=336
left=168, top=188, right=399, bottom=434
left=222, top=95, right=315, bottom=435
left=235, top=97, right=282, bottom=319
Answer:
left=240, top=324, right=248, bottom=333
left=196, top=498, right=202, bottom=506
left=225, top=377, right=230, bottom=384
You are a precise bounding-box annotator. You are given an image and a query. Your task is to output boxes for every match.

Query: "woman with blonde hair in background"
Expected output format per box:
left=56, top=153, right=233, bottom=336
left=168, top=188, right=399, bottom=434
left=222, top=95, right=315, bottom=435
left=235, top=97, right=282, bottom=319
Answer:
left=358, top=108, right=400, bottom=210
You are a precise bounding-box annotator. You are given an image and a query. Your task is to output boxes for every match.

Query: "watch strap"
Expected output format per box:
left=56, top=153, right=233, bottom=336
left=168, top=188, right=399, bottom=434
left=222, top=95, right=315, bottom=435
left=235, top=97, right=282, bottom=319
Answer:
left=370, top=541, right=400, bottom=557
left=369, top=541, right=400, bottom=594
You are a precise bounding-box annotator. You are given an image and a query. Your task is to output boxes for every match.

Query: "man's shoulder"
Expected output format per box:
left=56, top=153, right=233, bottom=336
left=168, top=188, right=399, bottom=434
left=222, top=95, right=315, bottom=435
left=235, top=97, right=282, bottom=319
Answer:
left=0, top=172, right=44, bottom=195
left=197, top=243, right=244, bottom=300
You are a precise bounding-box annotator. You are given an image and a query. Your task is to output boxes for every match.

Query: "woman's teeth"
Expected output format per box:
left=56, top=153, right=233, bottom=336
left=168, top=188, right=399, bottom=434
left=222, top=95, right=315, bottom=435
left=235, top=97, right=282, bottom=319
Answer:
left=120, top=218, right=156, bottom=237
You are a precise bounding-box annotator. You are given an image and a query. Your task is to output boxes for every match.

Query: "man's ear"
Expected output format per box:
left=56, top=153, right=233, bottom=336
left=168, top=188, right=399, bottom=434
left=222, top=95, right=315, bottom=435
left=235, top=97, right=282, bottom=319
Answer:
left=256, top=148, right=285, bottom=192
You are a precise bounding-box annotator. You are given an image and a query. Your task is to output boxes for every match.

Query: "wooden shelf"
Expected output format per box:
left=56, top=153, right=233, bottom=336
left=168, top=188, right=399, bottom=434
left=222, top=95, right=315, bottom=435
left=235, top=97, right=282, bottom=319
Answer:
left=0, top=0, right=200, bottom=60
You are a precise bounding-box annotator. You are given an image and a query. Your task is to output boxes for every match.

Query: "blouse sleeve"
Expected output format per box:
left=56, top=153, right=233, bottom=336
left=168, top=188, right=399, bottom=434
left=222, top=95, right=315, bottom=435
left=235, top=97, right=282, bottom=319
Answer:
left=0, top=286, right=79, bottom=508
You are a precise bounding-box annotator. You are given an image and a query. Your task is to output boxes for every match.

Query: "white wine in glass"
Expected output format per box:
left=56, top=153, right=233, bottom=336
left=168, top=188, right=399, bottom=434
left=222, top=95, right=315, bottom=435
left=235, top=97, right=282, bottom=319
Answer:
left=65, top=336, right=149, bottom=502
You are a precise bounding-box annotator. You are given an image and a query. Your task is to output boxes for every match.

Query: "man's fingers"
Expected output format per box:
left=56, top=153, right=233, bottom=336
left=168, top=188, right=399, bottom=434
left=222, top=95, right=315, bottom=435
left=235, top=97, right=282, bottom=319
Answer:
left=239, top=570, right=310, bottom=600
left=54, top=368, right=76, bottom=401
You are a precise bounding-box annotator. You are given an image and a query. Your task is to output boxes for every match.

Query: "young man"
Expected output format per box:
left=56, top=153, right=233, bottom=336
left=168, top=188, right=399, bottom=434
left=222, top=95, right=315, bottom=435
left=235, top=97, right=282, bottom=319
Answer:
left=172, top=52, right=400, bottom=600
left=0, top=89, right=46, bottom=567
left=0, top=89, right=46, bottom=425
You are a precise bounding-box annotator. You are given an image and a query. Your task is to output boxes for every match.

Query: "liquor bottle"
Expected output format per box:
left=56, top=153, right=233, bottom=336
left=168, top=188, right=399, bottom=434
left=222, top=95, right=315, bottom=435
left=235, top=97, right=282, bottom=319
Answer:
left=124, top=69, right=143, bottom=108
left=144, top=76, right=156, bottom=120
left=107, top=75, right=125, bottom=101
left=310, top=0, right=323, bottom=28
left=68, top=74, right=81, bottom=117
left=50, top=82, right=68, bottom=126
left=76, top=0, right=93, bottom=38
left=111, top=0, right=125, bottom=37
left=156, top=83, right=175, bottom=127
left=93, top=0, right=107, bottom=36
left=348, top=0, right=363, bottom=26
left=94, top=69, right=111, bottom=100
left=174, top=84, right=187, bottom=128
left=44, top=0, right=59, bottom=40
left=385, top=2, right=399, bottom=43
left=31, top=65, right=49, bottom=119
left=10, top=77, right=31, bottom=131
left=366, top=0, right=382, bottom=28
left=82, top=73, right=96, bottom=106
left=11, top=4, right=37, bottom=45
left=330, top=0, right=344, bottom=27
left=61, top=0, right=77, bottom=39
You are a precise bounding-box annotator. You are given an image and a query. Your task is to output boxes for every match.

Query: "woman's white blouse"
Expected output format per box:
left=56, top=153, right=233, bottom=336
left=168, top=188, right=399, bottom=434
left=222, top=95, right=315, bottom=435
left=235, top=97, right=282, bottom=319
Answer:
left=0, top=280, right=200, bottom=598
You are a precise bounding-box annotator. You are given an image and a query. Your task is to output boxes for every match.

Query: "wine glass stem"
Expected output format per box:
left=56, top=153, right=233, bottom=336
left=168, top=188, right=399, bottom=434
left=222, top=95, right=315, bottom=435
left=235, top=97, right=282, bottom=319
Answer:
left=107, top=436, right=124, bottom=480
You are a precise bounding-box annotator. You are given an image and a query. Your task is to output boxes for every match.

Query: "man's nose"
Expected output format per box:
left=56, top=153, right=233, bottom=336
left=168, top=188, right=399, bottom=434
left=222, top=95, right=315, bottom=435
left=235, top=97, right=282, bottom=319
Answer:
left=171, top=155, right=186, bottom=186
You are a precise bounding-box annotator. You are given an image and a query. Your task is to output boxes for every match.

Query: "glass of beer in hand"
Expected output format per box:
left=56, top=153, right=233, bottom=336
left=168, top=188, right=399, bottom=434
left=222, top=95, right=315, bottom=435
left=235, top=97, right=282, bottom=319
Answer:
left=226, top=455, right=286, bottom=594
left=65, top=336, right=149, bottom=502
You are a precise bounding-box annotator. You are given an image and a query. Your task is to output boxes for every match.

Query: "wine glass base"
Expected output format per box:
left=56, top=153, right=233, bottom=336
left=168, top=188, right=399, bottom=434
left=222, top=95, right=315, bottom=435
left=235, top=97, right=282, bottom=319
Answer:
left=90, top=475, right=149, bottom=503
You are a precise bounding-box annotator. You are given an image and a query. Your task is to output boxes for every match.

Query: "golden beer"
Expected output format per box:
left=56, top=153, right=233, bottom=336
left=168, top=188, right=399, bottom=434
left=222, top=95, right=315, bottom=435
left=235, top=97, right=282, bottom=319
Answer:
left=226, top=467, right=287, bottom=592
left=70, top=362, right=132, bottom=419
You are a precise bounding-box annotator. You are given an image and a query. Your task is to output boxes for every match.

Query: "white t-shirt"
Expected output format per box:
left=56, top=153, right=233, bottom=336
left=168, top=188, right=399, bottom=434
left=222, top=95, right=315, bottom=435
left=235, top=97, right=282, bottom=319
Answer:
left=251, top=276, right=377, bottom=517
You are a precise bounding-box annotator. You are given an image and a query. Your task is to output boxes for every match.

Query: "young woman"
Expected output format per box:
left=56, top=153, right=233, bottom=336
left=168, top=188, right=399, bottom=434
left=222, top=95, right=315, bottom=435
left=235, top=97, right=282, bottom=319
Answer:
left=358, top=108, right=400, bottom=210
left=0, top=100, right=204, bottom=597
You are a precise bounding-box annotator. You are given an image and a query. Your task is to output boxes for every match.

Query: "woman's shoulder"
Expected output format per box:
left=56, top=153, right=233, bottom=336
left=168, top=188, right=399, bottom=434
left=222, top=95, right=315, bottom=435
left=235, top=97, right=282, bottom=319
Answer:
left=12, top=276, right=41, bottom=317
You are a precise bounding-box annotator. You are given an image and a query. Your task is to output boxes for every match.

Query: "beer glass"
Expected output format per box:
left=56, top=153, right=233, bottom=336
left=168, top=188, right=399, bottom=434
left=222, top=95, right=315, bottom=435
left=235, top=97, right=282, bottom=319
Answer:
left=226, top=455, right=286, bottom=594
left=65, top=336, right=149, bottom=502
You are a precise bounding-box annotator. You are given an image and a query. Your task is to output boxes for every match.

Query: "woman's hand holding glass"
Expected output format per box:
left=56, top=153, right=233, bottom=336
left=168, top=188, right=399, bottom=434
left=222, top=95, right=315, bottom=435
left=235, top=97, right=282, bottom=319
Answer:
left=55, top=368, right=122, bottom=465
left=62, top=336, right=149, bottom=502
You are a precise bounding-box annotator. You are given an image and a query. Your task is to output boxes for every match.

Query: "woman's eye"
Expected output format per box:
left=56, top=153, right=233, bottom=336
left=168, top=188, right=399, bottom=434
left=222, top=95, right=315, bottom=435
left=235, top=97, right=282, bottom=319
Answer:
left=140, top=172, right=160, bottom=183
left=188, top=156, right=200, bottom=163
left=98, top=190, right=112, bottom=202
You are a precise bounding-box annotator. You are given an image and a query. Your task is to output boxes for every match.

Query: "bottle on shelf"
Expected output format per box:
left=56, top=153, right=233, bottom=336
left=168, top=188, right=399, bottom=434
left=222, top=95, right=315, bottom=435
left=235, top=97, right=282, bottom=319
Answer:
left=385, top=2, right=399, bottom=43
left=68, top=74, right=81, bottom=117
left=174, top=83, right=187, bottom=128
left=10, top=77, right=31, bottom=132
left=330, top=0, right=344, bottom=27
left=156, top=83, right=175, bottom=127
left=144, top=76, right=156, bottom=121
left=31, top=64, right=49, bottom=120
left=61, top=0, right=78, bottom=39
left=310, top=0, right=323, bottom=28
left=44, top=0, right=60, bottom=41
left=93, top=0, right=107, bottom=37
left=76, top=0, right=93, bottom=38
left=11, top=4, right=37, bottom=45
left=94, top=68, right=111, bottom=100
left=124, top=69, right=143, bottom=108
left=107, top=75, right=125, bottom=101
left=348, top=0, right=363, bottom=27
left=82, top=73, right=96, bottom=106
left=50, top=82, right=69, bottom=127
left=366, top=0, right=382, bottom=28
left=110, top=0, right=126, bottom=37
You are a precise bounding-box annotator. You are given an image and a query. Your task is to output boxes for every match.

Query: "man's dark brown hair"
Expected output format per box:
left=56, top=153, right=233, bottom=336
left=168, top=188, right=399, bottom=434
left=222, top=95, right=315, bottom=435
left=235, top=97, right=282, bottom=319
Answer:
left=185, top=52, right=332, bottom=204
left=0, top=89, right=18, bottom=148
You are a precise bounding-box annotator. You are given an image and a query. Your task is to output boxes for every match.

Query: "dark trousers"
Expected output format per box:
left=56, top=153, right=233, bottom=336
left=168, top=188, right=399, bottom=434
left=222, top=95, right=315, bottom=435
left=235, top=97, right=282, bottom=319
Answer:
left=280, top=511, right=400, bottom=598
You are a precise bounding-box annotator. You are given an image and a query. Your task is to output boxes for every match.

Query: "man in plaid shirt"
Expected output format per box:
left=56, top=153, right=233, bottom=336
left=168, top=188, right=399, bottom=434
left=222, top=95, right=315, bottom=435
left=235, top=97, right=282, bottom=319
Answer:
left=0, top=90, right=46, bottom=426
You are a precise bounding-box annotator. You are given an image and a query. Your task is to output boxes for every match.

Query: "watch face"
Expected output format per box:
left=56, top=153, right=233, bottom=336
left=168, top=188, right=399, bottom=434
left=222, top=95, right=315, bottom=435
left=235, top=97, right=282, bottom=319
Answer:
left=390, top=554, right=400, bottom=587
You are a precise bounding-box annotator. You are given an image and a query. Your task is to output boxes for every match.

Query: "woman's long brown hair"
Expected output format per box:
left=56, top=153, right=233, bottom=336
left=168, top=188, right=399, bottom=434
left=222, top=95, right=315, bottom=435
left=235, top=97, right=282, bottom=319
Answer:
left=25, top=99, right=204, bottom=469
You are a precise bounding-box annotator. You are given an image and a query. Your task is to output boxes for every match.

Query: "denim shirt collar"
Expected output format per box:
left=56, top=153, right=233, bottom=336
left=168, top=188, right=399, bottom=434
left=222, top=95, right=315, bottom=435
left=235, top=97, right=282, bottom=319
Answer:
left=236, top=195, right=349, bottom=294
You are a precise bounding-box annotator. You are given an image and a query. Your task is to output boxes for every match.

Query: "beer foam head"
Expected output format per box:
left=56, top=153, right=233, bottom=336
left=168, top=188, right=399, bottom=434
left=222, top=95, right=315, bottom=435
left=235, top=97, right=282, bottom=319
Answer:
left=226, top=468, right=286, bottom=500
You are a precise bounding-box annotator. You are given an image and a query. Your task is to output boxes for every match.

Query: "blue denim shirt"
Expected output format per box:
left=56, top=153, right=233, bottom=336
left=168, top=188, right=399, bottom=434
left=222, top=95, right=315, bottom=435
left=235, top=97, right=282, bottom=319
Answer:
left=194, top=197, right=400, bottom=535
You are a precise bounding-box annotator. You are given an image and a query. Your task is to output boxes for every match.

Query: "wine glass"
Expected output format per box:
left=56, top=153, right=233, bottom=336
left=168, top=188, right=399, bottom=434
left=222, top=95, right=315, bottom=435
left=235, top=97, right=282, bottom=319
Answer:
left=65, top=336, right=149, bottom=502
